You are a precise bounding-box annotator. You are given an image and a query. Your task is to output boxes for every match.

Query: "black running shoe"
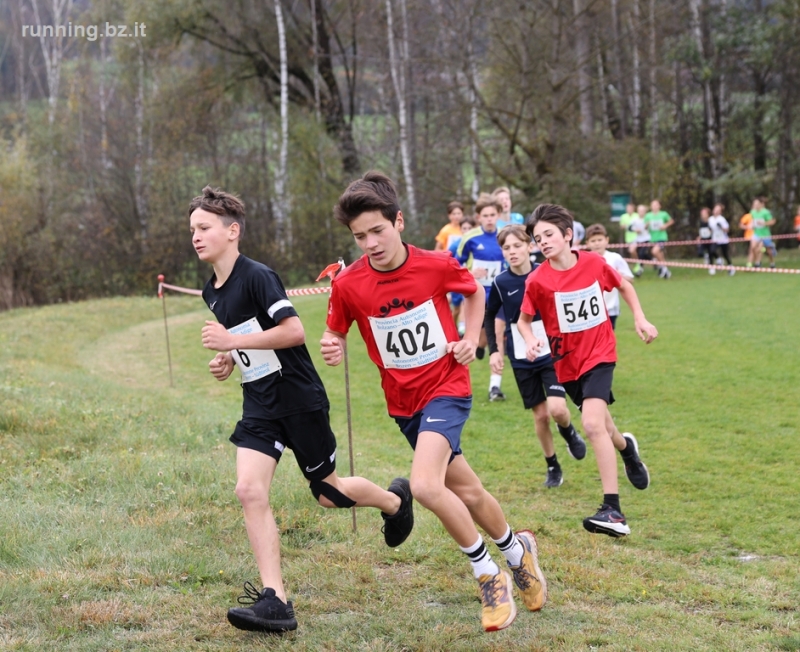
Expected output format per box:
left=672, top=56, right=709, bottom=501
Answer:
left=543, top=466, right=563, bottom=488
left=621, top=433, right=650, bottom=490
left=561, top=425, right=587, bottom=460
left=227, top=582, right=298, bottom=633
left=489, top=386, right=506, bottom=402
left=381, top=477, right=414, bottom=547
left=582, top=504, right=631, bottom=538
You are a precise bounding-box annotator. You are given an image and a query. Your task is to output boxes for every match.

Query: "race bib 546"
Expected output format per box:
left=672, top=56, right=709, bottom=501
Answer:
left=554, top=281, right=607, bottom=333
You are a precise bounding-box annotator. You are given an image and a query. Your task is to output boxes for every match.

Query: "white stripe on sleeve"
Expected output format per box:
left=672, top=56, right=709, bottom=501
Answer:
left=268, top=299, right=293, bottom=319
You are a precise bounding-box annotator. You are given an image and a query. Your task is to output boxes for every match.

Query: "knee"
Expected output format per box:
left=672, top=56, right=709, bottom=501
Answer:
left=455, top=484, right=486, bottom=511
left=409, top=476, right=447, bottom=510
left=235, top=480, right=268, bottom=509
left=581, top=415, right=606, bottom=441
left=547, top=400, right=570, bottom=424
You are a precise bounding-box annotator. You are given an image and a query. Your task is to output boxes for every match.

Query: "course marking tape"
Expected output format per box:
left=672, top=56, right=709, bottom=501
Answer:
left=157, top=278, right=331, bottom=298
left=622, top=258, right=800, bottom=274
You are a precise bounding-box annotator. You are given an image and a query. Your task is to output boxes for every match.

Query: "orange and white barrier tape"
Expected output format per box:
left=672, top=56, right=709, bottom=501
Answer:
left=157, top=274, right=331, bottom=298
left=622, top=258, right=800, bottom=274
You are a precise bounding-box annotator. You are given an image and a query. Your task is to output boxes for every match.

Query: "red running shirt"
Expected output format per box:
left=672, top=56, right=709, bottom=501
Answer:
left=520, top=251, right=621, bottom=382
left=327, top=245, right=478, bottom=417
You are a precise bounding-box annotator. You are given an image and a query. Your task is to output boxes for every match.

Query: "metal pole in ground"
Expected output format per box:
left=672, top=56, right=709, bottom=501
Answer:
left=158, top=275, right=174, bottom=388
left=343, top=340, right=356, bottom=533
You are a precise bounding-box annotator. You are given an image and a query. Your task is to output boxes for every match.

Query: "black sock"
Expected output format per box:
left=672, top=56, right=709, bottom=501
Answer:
left=545, top=454, right=559, bottom=469
left=604, top=493, right=621, bottom=513
left=557, top=423, right=574, bottom=439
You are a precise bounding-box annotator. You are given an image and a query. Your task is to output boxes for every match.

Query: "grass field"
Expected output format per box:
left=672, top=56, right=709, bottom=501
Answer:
left=1, top=252, right=799, bottom=651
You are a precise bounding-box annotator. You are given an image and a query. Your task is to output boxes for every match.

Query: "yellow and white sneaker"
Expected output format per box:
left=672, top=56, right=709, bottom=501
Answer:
left=508, top=530, right=547, bottom=611
left=477, top=569, right=517, bottom=632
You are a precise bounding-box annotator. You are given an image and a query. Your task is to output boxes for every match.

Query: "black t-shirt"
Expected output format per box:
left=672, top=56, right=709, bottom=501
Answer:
left=202, top=255, right=329, bottom=419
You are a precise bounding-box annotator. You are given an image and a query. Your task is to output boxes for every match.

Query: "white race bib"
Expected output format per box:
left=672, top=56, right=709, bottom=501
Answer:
left=369, top=299, right=448, bottom=370
left=473, top=260, right=502, bottom=287
left=228, top=317, right=282, bottom=383
left=511, top=321, right=551, bottom=360
left=554, top=281, right=608, bottom=333
left=699, top=226, right=712, bottom=239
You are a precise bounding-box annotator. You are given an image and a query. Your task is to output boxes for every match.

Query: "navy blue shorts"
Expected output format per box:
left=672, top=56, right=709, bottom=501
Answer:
left=393, top=396, right=471, bottom=462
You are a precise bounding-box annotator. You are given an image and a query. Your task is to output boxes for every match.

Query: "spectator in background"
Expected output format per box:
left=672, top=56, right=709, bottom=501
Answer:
left=794, top=205, right=800, bottom=246
left=698, top=207, right=716, bottom=272
left=618, top=203, right=641, bottom=276
left=750, top=197, right=777, bottom=268
left=644, top=199, right=674, bottom=279
left=435, top=201, right=466, bottom=252
left=709, top=203, right=734, bottom=276
left=493, top=187, right=525, bottom=229
left=449, top=215, right=477, bottom=335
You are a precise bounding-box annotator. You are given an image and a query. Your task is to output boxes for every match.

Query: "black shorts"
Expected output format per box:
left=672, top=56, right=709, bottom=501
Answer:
left=563, top=363, right=616, bottom=410
left=609, top=315, right=618, bottom=330
left=512, top=364, right=566, bottom=410
left=230, top=408, right=337, bottom=481
left=636, top=245, right=653, bottom=260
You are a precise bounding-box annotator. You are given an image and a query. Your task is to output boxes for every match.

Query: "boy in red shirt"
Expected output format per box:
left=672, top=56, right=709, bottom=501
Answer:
left=517, top=204, right=658, bottom=537
left=320, top=171, right=546, bottom=632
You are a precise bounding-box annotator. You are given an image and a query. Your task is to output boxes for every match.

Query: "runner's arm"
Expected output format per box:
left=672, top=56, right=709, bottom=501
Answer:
left=320, top=328, right=348, bottom=366
left=202, top=315, right=305, bottom=352
left=618, top=279, right=658, bottom=344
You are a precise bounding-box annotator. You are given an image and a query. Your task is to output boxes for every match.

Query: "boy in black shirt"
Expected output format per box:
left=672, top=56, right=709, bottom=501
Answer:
left=189, top=186, right=413, bottom=634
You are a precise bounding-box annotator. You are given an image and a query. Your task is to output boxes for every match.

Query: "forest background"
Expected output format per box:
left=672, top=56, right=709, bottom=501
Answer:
left=1, top=0, right=799, bottom=309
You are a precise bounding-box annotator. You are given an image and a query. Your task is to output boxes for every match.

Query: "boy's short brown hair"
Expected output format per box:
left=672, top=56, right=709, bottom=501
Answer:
left=188, top=185, right=246, bottom=237
left=475, top=192, right=502, bottom=215
left=334, top=171, right=401, bottom=227
left=497, top=224, right=531, bottom=246
left=526, top=203, right=575, bottom=245
left=447, top=200, right=464, bottom=215
left=585, top=223, right=608, bottom=240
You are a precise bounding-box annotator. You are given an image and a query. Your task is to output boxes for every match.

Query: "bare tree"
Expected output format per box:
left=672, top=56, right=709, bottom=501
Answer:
left=627, top=4, right=642, bottom=137
left=28, top=0, right=73, bottom=124
left=273, top=0, right=290, bottom=254
left=385, top=0, right=418, bottom=222
left=573, top=0, right=594, bottom=136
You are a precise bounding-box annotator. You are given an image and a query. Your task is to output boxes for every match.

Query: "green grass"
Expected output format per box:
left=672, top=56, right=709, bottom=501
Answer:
left=1, top=251, right=799, bottom=651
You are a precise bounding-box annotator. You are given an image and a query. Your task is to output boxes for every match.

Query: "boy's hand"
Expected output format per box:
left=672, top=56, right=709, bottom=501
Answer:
left=525, top=338, right=543, bottom=361
left=447, top=338, right=476, bottom=365
left=635, top=318, right=659, bottom=344
left=202, top=321, right=232, bottom=351
left=320, top=337, right=343, bottom=366
left=209, top=352, right=234, bottom=381
left=489, top=351, right=504, bottom=375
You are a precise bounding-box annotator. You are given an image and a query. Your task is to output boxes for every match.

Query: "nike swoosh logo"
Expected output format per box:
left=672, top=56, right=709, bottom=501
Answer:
left=425, top=417, right=446, bottom=423
left=507, top=289, right=519, bottom=295
left=209, top=301, right=217, bottom=309
left=305, top=461, right=325, bottom=472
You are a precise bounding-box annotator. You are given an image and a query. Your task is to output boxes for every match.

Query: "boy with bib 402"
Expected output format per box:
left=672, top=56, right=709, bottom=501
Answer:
left=516, top=204, right=657, bottom=538
left=320, top=172, right=547, bottom=633
left=190, top=186, right=414, bottom=634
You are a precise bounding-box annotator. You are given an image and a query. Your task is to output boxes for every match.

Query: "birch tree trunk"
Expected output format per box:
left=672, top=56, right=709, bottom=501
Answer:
left=467, top=39, right=480, bottom=201
left=573, top=0, right=594, bottom=137
left=610, top=0, right=627, bottom=137
left=385, top=0, right=418, bottom=222
left=627, top=7, right=642, bottom=137
left=29, top=0, right=72, bottom=125
left=134, top=40, right=148, bottom=252
left=273, top=0, right=290, bottom=254
left=648, top=0, right=658, bottom=154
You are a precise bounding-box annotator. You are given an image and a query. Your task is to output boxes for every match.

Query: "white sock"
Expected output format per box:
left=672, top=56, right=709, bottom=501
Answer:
left=489, top=374, right=502, bottom=390
left=460, top=535, right=500, bottom=579
left=492, top=525, right=524, bottom=567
